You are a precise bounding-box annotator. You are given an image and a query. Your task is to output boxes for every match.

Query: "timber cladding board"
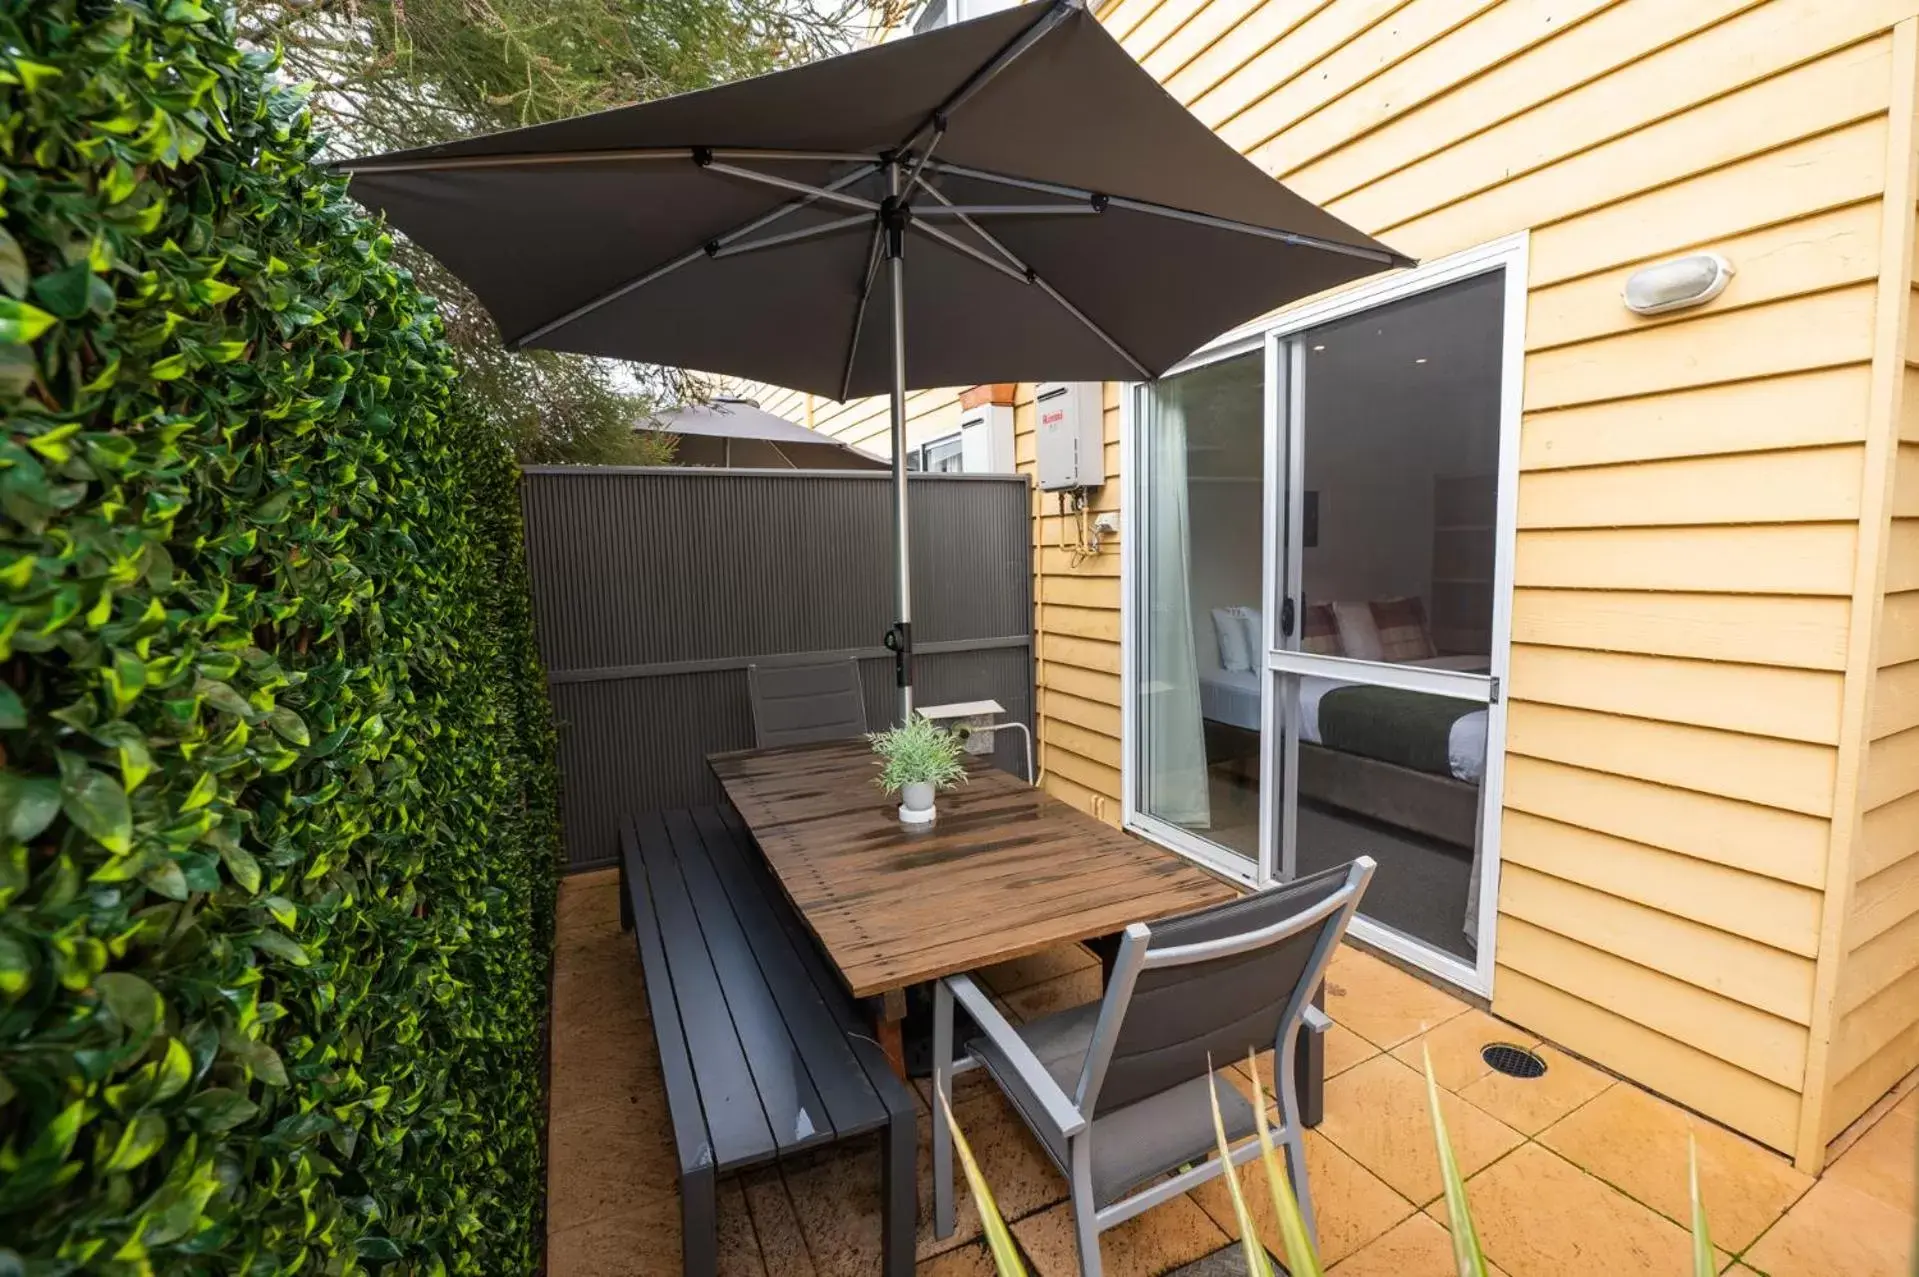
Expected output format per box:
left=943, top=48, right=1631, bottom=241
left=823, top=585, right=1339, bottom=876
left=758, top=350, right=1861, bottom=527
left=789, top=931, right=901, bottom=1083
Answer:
left=1494, top=903, right=1812, bottom=1082
left=1494, top=965, right=1802, bottom=1151
left=1501, top=809, right=1823, bottom=958
left=1509, top=589, right=1850, bottom=671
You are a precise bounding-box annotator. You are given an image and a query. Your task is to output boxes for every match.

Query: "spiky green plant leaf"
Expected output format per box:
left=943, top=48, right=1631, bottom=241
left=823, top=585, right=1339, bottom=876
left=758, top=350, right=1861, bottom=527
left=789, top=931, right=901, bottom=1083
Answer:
left=939, top=1087, right=1028, bottom=1275
left=1422, top=1046, right=1491, bottom=1277
left=1689, top=1134, right=1714, bottom=1277
left=1206, top=1058, right=1274, bottom=1277
left=1248, top=1049, right=1324, bottom=1277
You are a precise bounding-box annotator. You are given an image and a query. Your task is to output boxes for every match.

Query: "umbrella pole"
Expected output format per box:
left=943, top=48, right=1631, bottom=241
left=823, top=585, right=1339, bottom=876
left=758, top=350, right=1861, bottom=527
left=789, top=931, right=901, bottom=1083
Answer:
left=885, top=162, right=914, bottom=724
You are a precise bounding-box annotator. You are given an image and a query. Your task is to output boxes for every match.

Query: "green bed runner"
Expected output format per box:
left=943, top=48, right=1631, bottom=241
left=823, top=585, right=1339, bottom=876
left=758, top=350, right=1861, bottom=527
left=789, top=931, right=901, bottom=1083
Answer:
left=1316, top=683, right=1476, bottom=778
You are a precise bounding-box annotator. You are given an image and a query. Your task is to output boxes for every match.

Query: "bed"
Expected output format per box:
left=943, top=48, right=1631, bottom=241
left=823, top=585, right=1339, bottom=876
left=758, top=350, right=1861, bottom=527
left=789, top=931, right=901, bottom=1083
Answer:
left=1198, top=664, right=1485, bottom=848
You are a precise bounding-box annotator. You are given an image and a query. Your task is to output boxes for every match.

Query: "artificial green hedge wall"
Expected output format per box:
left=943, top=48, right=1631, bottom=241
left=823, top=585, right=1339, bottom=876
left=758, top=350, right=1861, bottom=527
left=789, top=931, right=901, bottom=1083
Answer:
left=0, top=2, right=561, bottom=1272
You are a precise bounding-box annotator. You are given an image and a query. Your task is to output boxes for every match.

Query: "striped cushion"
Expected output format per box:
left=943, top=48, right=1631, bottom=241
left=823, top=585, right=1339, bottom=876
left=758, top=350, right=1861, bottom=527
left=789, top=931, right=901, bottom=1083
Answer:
left=1369, top=596, right=1435, bottom=662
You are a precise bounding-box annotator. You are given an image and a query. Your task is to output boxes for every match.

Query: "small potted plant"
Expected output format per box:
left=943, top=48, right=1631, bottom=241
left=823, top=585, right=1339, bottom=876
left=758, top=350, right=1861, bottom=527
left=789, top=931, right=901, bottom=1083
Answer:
left=867, top=713, right=967, bottom=826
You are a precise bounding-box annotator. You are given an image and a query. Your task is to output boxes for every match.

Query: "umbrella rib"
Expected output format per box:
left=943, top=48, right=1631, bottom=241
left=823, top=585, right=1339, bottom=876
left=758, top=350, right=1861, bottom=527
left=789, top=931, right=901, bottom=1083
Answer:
left=335, top=146, right=881, bottom=175
left=709, top=212, right=875, bottom=258
left=912, top=175, right=1154, bottom=380
left=897, top=0, right=1078, bottom=159
left=923, top=159, right=1413, bottom=268
left=510, top=161, right=881, bottom=349
left=839, top=221, right=887, bottom=401
left=703, top=161, right=881, bottom=211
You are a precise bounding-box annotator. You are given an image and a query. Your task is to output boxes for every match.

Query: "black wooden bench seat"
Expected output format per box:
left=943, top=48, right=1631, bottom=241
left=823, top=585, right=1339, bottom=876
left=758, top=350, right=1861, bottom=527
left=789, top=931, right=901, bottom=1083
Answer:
left=619, top=806, right=916, bottom=1276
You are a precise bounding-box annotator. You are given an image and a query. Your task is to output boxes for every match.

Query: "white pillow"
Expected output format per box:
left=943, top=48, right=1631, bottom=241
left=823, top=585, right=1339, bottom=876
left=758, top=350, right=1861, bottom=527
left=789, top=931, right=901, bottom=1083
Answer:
left=1238, top=608, right=1264, bottom=662
left=1211, top=606, right=1251, bottom=671
left=1332, top=601, right=1384, bottom=662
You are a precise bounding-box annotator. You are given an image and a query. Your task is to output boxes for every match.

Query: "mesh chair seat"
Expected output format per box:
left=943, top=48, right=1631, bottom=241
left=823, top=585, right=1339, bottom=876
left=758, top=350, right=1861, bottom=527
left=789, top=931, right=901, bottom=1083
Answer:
left=969, top=1003, right=1259, bottom=1207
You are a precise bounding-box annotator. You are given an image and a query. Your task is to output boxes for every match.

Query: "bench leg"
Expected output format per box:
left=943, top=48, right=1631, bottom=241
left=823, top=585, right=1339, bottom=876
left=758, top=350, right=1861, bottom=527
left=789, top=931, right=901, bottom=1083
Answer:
left=681, top=1164, right=718, bottom=1277
left=880, top=1112, right=917, bottom=1277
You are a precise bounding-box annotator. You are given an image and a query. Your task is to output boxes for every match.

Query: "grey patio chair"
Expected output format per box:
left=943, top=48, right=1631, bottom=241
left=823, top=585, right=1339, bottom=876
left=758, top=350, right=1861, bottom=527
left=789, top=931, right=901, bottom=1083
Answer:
left=747, top=659, right=867, bottom=748
left=932, top=857, right=1375, bottom=1276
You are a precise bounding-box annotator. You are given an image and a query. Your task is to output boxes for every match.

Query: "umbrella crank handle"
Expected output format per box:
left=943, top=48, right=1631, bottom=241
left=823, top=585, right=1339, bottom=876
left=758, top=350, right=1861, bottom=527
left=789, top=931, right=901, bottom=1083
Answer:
left=884, top=621, right=914, bottom=692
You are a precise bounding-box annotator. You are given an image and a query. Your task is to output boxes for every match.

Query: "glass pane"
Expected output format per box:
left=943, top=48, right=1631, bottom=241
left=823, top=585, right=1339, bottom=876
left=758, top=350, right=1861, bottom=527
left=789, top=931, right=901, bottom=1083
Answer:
left=1296, top=271, right=1504, bottom=672
left=926, top=436, right=964, bottom=472
left=1282, top=669, right=1487, bottom=962
left=1137, top=351, right=1264, bottom=861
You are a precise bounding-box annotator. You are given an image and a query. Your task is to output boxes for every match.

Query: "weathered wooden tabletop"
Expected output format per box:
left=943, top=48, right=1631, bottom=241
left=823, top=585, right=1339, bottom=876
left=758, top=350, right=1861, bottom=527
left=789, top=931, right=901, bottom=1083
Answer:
left=708, top=738, right=1238, bottom=1004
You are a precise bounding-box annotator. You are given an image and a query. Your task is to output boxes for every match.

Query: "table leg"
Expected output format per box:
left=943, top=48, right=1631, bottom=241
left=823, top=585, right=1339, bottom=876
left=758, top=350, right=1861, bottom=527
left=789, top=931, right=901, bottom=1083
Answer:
left=876, top=988, right=909, bottom=1079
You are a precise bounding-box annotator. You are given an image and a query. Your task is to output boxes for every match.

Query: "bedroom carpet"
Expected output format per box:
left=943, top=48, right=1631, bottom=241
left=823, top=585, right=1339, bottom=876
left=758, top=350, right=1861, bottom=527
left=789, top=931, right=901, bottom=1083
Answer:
left=1295, top=800, right=1476, bottom=961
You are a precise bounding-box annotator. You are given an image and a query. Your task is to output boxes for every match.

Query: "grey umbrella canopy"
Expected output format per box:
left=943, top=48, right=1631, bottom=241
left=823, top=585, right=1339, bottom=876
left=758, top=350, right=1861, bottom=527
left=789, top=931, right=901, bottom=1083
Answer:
left=340, top=0, right=1408, bottom=716
left=654, top=397, right=890, bottom=470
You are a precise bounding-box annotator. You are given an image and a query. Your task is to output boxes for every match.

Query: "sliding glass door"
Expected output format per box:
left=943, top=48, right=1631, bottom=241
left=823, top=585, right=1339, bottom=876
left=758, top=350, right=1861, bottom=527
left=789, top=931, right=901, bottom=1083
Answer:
left=1129, top=239, right=1523, bottom=989
left=1131, top=346, right=1267, bottom=878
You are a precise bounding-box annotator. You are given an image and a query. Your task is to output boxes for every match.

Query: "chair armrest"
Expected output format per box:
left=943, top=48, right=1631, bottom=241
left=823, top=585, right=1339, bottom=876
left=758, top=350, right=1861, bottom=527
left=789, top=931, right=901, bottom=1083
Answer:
left=1302, top=1004, right=1331, bottom=1035
left=944, top=974, right=1087, bottom=1138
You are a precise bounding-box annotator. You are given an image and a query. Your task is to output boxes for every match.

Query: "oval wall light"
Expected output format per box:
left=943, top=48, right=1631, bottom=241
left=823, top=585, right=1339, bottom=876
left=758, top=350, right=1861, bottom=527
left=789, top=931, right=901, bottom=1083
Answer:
left=1623, top=253, right=1734, bottom=316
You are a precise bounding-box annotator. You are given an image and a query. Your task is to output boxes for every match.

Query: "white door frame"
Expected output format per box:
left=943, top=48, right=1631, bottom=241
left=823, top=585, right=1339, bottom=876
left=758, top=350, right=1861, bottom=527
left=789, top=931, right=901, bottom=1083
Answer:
left=1121, top=232, right=1529, bottom=996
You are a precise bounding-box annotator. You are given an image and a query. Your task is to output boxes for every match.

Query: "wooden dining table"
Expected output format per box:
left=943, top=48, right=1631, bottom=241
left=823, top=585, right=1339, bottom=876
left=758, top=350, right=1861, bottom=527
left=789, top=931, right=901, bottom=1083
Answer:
left=708, top=738, right=1239, bottom=1073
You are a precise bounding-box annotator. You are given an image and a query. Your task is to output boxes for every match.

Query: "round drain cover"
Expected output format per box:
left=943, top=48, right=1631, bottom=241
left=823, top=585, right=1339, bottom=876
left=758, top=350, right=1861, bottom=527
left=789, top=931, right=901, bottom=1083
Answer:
left=1481, top=1043, right=1547, bottom=1079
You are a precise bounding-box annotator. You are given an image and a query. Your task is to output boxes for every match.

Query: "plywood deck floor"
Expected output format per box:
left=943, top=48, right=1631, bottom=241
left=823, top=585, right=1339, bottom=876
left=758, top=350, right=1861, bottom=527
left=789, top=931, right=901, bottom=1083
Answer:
left=547, top=869, right=1917, bottom=1276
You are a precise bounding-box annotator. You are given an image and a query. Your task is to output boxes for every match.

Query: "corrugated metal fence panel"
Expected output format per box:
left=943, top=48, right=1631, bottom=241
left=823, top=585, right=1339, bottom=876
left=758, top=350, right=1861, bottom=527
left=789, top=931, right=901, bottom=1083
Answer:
left=522, top=468, right=1034, bottom=871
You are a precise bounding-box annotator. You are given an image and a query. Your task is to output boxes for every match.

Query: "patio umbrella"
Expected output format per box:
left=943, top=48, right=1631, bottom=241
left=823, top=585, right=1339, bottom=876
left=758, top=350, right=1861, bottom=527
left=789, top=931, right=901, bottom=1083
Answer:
left=338, top=0, right=1410, bottom=719
left=651, top=397, right=891, bottom=470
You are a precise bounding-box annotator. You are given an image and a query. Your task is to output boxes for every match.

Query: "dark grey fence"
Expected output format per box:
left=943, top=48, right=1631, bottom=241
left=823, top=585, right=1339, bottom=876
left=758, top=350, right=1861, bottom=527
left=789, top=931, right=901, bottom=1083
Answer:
left=522, top=467, right=1035, bottom=871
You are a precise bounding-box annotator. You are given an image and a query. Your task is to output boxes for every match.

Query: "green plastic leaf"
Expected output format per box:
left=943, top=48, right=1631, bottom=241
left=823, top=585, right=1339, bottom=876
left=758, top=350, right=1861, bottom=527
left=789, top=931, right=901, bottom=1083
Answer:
left=164, top=0, right=213, bottom=20
left=100, top=1113, right=167, bottom=1173
left=61, top=766, right=133, bottom=854
left=148, top=352, right=189, bottom=380
left=179, top=770, right=218, bottom=812
left=152, top=1037, right=193, bottom=1102
left=0, top=933, right=31, bottom=999
left=0, top=773, right=61, bottom=841
left=266, top=706, right=309, bottom=746
left=96, top=971, right=165, bottom=1045
left=0, top=683, right=24, bottom=730
left=184, top=1087, right=257, bottom=1133
left=250, top=931, right=310, bottom=967
left=11, top=60, right=59, bottom=93
left=219, top=840, right=261, bottom=894
left=0, top=297, right=56, bottom=345
left=29, top=261, right=92, bottom=320
left=0, top=226, right=26, bottom=299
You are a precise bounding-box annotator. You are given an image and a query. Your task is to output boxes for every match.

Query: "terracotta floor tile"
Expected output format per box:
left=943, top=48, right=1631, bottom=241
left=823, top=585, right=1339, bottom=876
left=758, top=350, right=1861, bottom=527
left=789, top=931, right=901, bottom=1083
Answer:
left=978, top=944, right=1098, bottom=997
left=1457, top=1043, right=1612, bottom=1137
left=1454, top=1142, right=1696, bottom=1277
left=1325, top=1024, right=1380, bottom=1078
left=1324, top=946, right=1469, bottom=1050
left=1003, top=967, right=1105, bottom=1023
left=1825, top=1098, right=1916, bottom=1217
left=916, top=1241, right=999, bottom=1276
left=548, top=1016, right=664, bottom=1118
left=742, top=1166, right=817, bottom=1276
left=1390, top=1009, right=1536, bottom=1093
left=718, top=1177, right=768, bottom=1276
left=781, top=1141, right=895, bottom=1276
left=1744, top=1176, right=1916, bottom=1277
left=1190, top=1129, right=1415, bottom=1265
left=904, top=1088, right=1070, bottom=1262
left=1012, top=1193, right=1228, bottom=1277
left=545, top=1089, right=681, bottom=1232
left=1315, top=1054, right=1522, bottom=1205
left=1326, top=1210, right=1512, bottom=1277
left=1537, top=1083, right=1812, bottom=1252
left=545, top=1195, right=683, bottom=1276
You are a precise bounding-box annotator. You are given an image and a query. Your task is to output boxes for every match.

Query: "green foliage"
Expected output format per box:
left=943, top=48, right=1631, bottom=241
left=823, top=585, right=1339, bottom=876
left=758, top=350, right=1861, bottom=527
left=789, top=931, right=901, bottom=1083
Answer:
left=0, top=1, right=559, bottom=1271
left=867, top=714, right=967, bottom=795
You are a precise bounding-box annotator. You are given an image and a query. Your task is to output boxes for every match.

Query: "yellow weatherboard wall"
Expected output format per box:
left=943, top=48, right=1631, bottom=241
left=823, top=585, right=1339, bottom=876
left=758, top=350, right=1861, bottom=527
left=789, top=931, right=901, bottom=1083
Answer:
left=737, top=0, right=1919, bottom=1169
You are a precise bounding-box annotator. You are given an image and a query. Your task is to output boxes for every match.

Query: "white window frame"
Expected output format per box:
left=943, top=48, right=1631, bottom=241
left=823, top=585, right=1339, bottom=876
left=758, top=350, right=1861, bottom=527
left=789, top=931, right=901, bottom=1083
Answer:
left=1120, top=232, right=1529, bottom=997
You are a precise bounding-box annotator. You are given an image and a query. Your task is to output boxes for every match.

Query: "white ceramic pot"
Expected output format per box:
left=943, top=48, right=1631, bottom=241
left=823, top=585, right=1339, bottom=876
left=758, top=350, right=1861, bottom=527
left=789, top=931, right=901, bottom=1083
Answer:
left=899, top=780, right=937, bottom=826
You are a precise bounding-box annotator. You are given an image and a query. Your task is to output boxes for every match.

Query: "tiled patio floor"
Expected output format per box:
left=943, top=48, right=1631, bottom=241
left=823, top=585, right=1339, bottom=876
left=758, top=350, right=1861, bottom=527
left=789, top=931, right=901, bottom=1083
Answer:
left=547, top=869, right=1918, bottom=1276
